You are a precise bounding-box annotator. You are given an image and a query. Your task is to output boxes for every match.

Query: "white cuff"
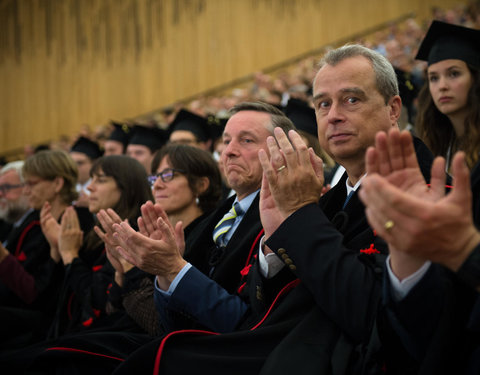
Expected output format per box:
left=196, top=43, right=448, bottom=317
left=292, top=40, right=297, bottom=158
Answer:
left=386, top=255, right=431, bottom=301
left=258, top=236, right=285, bottom=278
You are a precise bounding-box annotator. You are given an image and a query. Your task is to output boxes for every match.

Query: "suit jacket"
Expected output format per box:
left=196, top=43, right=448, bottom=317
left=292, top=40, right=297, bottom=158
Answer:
left=184, top=193, right=263, bottom=294
left=154, top=193, right=263, bottom=332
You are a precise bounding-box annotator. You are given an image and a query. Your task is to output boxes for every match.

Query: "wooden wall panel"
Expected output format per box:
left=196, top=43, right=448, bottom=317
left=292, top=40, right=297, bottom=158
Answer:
left=0, top=0, right=468, bottom=159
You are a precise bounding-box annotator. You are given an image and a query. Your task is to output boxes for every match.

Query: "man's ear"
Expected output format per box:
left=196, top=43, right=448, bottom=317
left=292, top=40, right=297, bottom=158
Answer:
left=389, top=95, right=402, bottom=125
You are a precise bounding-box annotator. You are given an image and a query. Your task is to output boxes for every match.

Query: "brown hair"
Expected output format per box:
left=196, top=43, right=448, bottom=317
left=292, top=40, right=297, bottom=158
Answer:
left=416, top=64, right=480, bottom=168
left=151, top=144, right=222, bottom=213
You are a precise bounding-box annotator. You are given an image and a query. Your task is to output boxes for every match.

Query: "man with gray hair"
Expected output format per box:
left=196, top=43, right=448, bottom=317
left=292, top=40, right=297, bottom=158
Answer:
left=0, top=160, right=54, bottom=349
left=0, top=161, right=30, bottom=243
left=83, top=45, right=434, bottom=375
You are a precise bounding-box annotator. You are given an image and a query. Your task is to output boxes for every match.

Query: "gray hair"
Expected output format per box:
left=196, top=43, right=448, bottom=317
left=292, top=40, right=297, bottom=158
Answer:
left=317, top=44, right=399, bottom=104
left=1, top=160, right=25, bottom=183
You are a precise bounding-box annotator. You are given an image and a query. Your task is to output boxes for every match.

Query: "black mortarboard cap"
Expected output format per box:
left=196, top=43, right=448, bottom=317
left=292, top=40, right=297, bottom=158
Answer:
left=128, top=125, right=168, bottom=153
left=70, top=136, right=103, bottom=160
left=108, top=121, right=132, bottom=147
left=283, top=98, right=317, bottom=136
left=415, top=21, right=480, bottom=67
left=207, top=113, right=229, bottom=140
left=168, top=109, right=211, bottom=142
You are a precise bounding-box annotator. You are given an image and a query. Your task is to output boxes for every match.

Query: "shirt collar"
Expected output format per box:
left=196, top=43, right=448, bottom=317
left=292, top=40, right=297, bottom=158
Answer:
left=345, top=174, right=366, bottom=196
left=235, top=189, right=259, bottom=216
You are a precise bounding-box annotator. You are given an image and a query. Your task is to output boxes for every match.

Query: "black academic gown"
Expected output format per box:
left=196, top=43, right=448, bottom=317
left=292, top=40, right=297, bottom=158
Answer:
left=7, top=199, right=264, bottom=374
left=0, top=219, right=12, bottom=243
left=0, top=207, right=93, bottom=349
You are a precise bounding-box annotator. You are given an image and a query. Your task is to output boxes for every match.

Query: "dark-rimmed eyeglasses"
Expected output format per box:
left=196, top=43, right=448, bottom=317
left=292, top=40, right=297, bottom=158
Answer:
left=148, top=168, right=185, bottom=185
left=0, top=183, right=24, bottom=194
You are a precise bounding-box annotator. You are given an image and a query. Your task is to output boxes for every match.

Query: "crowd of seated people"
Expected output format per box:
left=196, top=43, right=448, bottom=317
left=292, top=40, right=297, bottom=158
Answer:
left=0, top=2, right=479, bottom=374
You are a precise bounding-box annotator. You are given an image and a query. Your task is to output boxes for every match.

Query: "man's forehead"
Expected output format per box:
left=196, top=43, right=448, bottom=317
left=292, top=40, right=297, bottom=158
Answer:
left=0, top=169, right=20, bottom=181
left=313, top=86, right=366, bottom=101
left=127, top=144, right=150, bottom=152
left=314, top=70, right=375, bottom=99
left=170, top=129, right=196, bottom=139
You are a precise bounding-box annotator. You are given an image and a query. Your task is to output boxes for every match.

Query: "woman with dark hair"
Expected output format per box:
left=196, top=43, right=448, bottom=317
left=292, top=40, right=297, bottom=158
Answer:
left=416, top=54, right=480, bottom=169
left=414, top=21, right=480, bottom=221
left=41, top=155, right=153, bottom=337
left=150, top=144, right=222, bottom=229
left=100, top=144, right=223, bottom=335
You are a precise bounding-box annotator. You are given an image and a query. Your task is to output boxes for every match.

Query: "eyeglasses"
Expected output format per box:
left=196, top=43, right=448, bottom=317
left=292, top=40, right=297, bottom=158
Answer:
left=0, top=183, right=24, bottom=194
left=148, top=168, right=185, bottom=185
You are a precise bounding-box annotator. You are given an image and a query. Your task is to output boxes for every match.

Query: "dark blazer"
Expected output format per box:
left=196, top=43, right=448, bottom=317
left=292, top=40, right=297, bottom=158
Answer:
left=154, top=193, right=263, bottom=332
left=184, top=193, right=263, bottom=294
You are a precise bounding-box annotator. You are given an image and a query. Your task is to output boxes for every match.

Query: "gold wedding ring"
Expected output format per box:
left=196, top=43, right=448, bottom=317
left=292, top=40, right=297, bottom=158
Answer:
left=384, top=220, right=395, bottom=230
left=276, top=165, right=286, bottom=172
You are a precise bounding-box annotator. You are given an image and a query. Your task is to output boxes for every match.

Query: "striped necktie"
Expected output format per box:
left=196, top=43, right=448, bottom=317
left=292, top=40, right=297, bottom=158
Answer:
left=213, top=202, right=243, bottom=247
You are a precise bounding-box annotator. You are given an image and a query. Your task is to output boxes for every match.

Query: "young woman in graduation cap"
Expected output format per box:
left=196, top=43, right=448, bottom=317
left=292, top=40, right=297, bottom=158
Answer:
left=415, top=20, right=480, bottom=224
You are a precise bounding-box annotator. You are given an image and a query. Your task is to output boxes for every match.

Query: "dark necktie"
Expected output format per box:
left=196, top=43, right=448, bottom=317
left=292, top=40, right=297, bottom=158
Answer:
left=343, top=190, right=354, bottom=209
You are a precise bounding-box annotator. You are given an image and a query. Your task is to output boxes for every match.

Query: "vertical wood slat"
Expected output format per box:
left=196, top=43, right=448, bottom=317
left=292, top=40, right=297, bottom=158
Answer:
left=0, top=0, right=467, bottom=157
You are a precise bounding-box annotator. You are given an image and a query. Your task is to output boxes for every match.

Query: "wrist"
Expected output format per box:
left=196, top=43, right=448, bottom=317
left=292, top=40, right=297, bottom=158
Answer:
left=447, top=230, right=480, bottom=272
left=389, top=247, right=427, bottom=281
left=156, top=259, right=187, bottom=291
left=114, top=271, right=124, bottom=287
left=50, top=247, right=61, bottom=263
left=61, top=252, right=77, bottom=265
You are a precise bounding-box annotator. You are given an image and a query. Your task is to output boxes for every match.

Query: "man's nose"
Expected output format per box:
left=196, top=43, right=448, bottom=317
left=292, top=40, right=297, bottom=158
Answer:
left=327, top=102, right=345, bottom=124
